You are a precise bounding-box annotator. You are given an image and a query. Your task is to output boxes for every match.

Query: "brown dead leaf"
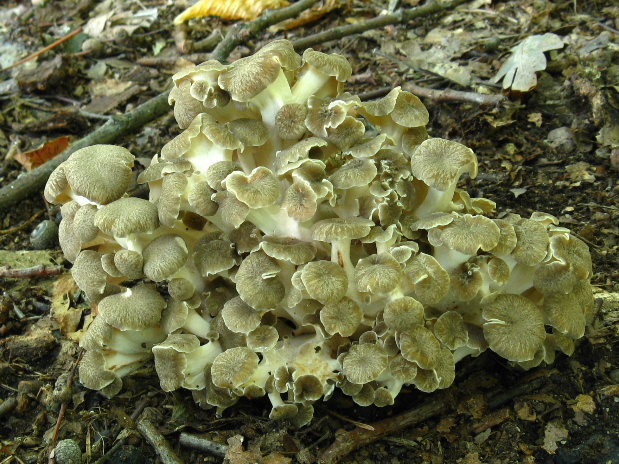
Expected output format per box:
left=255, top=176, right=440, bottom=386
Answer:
left=51, top=274, right=82, bottom=335
left=13, top=136, right=70, bottom=171
left=514, top=400, right=537, bottom=421
left=270, top=0, right=342, bottom=32
left=542, top=421, right=568, bottom=454
left=492, top=33, right=563, bottom=92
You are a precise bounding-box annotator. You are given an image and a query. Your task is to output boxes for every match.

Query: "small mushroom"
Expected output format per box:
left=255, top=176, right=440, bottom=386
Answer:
left=301, top=260, right=348, bottom=305
left=354, top=253, right=403, bottom=294
left=235, top=251, right=285, bottom=310
left=342, top=343, right=388, bottom=385
left=320, top=297, right=362, bottom=337
left=142, top=234, right=188, bottom=282
left=98, top=284, right=166, bottom=331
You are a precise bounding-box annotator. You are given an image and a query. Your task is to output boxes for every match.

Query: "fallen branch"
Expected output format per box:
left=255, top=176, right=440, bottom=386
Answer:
left=138, top=415, right=186, bottom=464
left=178, top=432, right=228, bottom=458
left=403, top=82, right=507, bottom=105
left=291, top=0, right=470, bottom=50
left=0, top=264, right=65, bottom=278
left=0, top=27, right=83, bottom=73
left=318, top=391, right=455, bottom=464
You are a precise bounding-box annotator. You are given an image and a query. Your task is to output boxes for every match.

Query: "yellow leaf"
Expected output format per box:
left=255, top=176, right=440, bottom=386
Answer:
left=174, top=0, right=289, bottom=24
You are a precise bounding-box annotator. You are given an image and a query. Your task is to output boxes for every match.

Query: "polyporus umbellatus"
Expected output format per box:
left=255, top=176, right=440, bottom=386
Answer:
left=44, top=40, right=595, bottom=424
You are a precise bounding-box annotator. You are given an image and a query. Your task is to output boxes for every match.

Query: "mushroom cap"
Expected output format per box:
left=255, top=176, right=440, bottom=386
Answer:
left=489, top=219, right=518, bottom=256
left=433, top=311, right=469, bottom=350
left=212, top=190, right=250, bottom=229
left=78, top=350, right=121, bottom=394
left=482, top=294, right=546, bottom=362
left=342, top=343, right=388, bottom=384
left=301, top=260, right=348, bottom=305
left=221, top=296, right=263, bottom=334
left=235, top=251, right=285, bottom=310
left=410, top=138, right=478, bottom=191
left=143, top=234, right=188, bottom=282
left=326, top=116, right=366, bottom=151
left=354, top=253, right=403, bottom=294
left=113, top=249, right=144, bottom=280
left=152, top=333, right=201, bottom=391
left=224, top=167, right=281, bottom=208
left=73, top=204, right=99, bottom=243
left=329, top=158, right=377, bottom=190
left=389, top=355, right=419, bottom=383
left=226, top=118, right=270, bottom=148
left=94, top=197, right=159, bottom=238
left=320, top=297, right=363, bottom=337
left=399, top=326, right=442, bottom=370
left=188, top=180, right=218, bottom=217
left=543, top=292, right=587, bottom=339
left=205, top=161, right=242, bottom=190
left=383, top=296, right=425, bottom=332
left=158, top=172, right=188, bottom=227
left=305, top=94, right=359, bottom=138
left=449, top=261, right=484, bottom=301
left=293, top=374, right=324, bottom=404
left=60, top=145, right=135, bottom=205
left=71, top=250, right=108, bottom=301
left=246, top=326, right=279, bottom=352
left=434, top=214, right=501, bottom=255
left=311, top=217, right=374, bottom=241
left=260, top=236, right=317, bottom=264
left=44, top=164, right=69, bottom=204
left=137, top=158, right=193, bottom=184
left=275, top=103, right=308, bottom=140
left=211, top=347, right=259, bottom=389
left=510, top=218, right=550, bottom=266
left=301, top=48, right=352, bottom=82
left=281, top=179, right=318, bottom=222
left=194, top=237, right=236, bottom=276
left=218, top=40, right=301, bottom=102
left=273, top=137, right=327, bottom=175
left=404, top=253, right=450, bottom=305
left=98, top=284, right=166, bottom=331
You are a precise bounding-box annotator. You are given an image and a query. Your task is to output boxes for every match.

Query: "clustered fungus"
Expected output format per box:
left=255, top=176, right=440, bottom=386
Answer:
left=44, top=40, right=594, bottom=424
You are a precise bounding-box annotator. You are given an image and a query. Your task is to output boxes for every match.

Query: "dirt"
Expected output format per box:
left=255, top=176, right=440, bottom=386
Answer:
left=1, top=0, right=619, bottom=463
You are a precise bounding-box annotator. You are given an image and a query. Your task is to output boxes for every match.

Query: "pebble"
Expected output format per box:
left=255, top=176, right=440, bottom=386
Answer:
left=53, top=439, right=82, bottom=464
left=30, top=220, right=58, bottom=249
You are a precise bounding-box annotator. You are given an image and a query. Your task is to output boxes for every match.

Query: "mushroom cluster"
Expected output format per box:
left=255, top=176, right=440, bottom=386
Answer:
left=44, top=40, right=594, bottom=423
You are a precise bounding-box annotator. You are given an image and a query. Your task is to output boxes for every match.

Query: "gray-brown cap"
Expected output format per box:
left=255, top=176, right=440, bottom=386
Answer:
left=433, top=311, right=468, bottom=350
left=194, top=236, right=236, bottom=276
left=311, top=217, right=374, bottom=242
left=235, top=251, right=285, bottom=310
left=404, top=253, right=450, bottom=305
left=410, top=138, right=477, bottom=191
left=320, top=297, right=362, bottom=337
left=142, top=234, right=188, bottom=282
left=329, top=158, right=377, bottom=190
left=218, top=40, right=301, bottom=102
left=433, top=214, right=500, bottom=255
left=301, top=260, right=348, bottom=305
left=399, top=326, right=442, bottom=370
left=98, top=283, right=166, bottom=331
left=45, top=145, right=134, bottom=205
left=221, top=296, right=263, bottom=334
left=71, top=250, right=108, bottom=302
left=342, top=343, right=388, bottom=385
left=260, top=236, right=317, bottom=265
left=224, top=167, right=281, bottom=208
left=211, top=347, right=259, bottom=389
left=78, top=350, right=122, bottom=397
left=94, top=197, right=159, bottom=238
left=383, top=296, right=425, bottom=332
left=482, top=294, right=546, bottom=362
left=354, top=253, right=403, bottom=294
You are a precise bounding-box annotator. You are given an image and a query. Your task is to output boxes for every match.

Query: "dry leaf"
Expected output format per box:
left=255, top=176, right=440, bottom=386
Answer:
left=491, top=33, right=563, bottom=92
left=542, top=421, right=568, bottom=454
left=174, top=0, right=289, bottom=24
left=14, top=136, right=70, bottom=171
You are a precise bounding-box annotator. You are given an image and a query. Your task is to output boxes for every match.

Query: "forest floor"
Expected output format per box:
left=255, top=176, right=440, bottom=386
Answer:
left=1, top=0, right=619, bottom=463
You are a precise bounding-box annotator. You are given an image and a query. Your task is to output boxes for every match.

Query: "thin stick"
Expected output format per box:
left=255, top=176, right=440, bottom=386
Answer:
left=291, top=0, right=470, bottom=50
left=0, top=264, right=65, bottom=278
left=211, top=0, right=322, bottom=62
left=138, top=418, right=186, bottom=464
left=178, top=432, right=228, bottom=457
left=0, top=210, right=44, bottom=234
left=318, top=391, right=455, bottom=464
left=0, top=27, right=83, bottom=73
left=403, top=82, right=507, bottom=106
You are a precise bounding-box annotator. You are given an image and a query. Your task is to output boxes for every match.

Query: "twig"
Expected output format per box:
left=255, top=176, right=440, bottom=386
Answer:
left=0, top=396, right=17, bottom=419
left=48, top=349, right=84, bottom=464
left=178, top=432, right=228, bottom=457
left=138, top=53, right=212, bottom=67
left=0, top=210, right=45, bottom=234
left=211, top=0, right=322, bottom=62
left=318, top=391, right=455, bottom=464
left=291, top=0, right=470, bottom=50
left=0, top=27, right=83, bottom=73
left=138, top=417, right=186, bottom=464
left=0, top=264, right=65, bottom=278
left=403, top=82, right=508, bottom=106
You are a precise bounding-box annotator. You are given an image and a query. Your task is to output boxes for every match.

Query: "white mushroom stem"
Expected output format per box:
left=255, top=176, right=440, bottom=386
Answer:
left=246, top=205, right=312, bottom=241
left=182, top=307, right=212, bottom=339
left=250, top=70, right=293, bottom=134
left=187, top=138, right=233, bottom=174
left=182, top=341, right=222, bottom=389
left=102, top=350, right=153, bottom=376
left=290, top=67, right=331, bottom=104
left=106, top=327, right=166, bottom=354
left=432, top=245, right=471, bottom=273
left=329, top=238, right=362, bottom=304
left=413, top=184, right=459, bottom=220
